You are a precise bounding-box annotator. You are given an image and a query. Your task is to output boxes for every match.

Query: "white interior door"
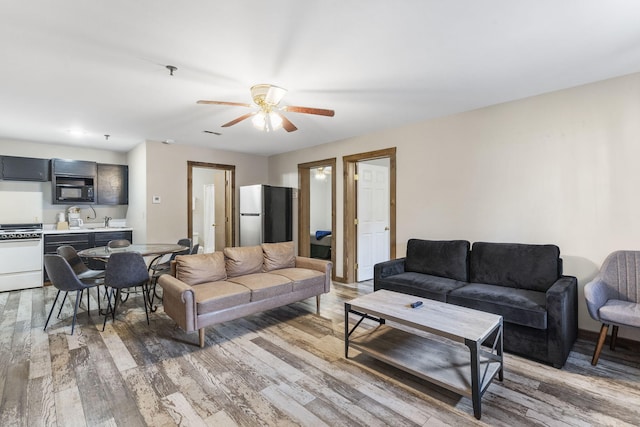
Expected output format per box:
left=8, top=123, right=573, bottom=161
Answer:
left=357, top=162, right=390, bottom=281
left=203, top=184, right=216, bottom=253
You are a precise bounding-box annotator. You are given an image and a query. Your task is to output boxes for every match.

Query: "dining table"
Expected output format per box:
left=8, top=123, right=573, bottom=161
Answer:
left=78, top=243, right=189, bottom=311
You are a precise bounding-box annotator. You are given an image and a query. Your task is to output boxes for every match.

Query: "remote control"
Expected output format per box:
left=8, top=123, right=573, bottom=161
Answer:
left=410, top=301, right=423, bottom=308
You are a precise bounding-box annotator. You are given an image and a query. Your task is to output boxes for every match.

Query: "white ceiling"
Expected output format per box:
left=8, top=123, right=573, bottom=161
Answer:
left=2, top=1, right=640, bottom=156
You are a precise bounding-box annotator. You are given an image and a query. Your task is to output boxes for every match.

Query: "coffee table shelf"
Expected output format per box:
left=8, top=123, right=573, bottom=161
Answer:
left=349, top=325, right=502, bottom=397
left=345, top=290, right=503, bottom=420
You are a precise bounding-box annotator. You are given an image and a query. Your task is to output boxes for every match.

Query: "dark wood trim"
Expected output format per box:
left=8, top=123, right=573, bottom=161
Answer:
left=578, top=328, right=640, bottom=351
left=187, top=161, right=236, bottom=249
left=297, top=158, right=337, bottom=281
left=343, top=147, right=397, bottom=283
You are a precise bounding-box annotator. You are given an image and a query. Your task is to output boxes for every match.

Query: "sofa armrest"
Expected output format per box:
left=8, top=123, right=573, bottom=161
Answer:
left=158, top=275, right=197, bottom=332
left=583, top=278, right=609, bottom=321
left=296, top=256, right=333, bottom=292
left=545, top=275, right=578, bottom=367
left=374, top=258, right=406, bottom=289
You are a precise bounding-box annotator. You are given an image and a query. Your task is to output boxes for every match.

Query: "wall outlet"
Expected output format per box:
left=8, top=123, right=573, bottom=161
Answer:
left=152, top=195, right=161, bottom=204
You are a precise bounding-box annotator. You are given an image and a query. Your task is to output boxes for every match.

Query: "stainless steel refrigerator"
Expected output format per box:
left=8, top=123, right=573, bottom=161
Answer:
left=240, top=184, right=293, bottom=246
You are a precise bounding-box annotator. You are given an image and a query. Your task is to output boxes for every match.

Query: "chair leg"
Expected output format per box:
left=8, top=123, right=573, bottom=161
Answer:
left=102, top=287, right=114, bottom=332
left=141, top=283, right=150, bottom=325
left=610, top=325, right=619, bottom=350
left=86, top=288, right=90, bottom=316
left=57, top=292, right=68, bottom=318
left=71, top=290, right=82, bottom=335
left=44, top=290, right=62, bottom=331
left=199, top=328, right=205, bottom=348
left=113, top=288, right=121, bottom=323
left=592, top=323, right=609, bottom=366
left=316, top=295, right=321, bottom=314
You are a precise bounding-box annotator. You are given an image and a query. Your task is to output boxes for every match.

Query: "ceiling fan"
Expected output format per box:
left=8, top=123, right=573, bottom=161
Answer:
left=197, top=84, right=335, bottom=132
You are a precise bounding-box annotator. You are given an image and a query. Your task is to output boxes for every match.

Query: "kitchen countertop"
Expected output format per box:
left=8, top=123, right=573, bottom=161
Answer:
left=43, top=226, right=133, bottom=234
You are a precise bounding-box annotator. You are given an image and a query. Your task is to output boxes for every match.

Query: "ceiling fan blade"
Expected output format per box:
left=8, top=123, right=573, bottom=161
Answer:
left=197, top=100, right=252, bottom=108
left=221, top=112, right=256, bottom=127
left=279, top=114, right=298, bottom=132
left=283, top=105, right=335, bottom=117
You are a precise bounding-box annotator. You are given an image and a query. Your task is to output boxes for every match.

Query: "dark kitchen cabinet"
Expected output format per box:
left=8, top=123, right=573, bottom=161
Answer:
left=97, top=163, right=128, bottom=205
left=51, top=158, right=97, bottom=177
left=0, top=156, right=50, bottom=181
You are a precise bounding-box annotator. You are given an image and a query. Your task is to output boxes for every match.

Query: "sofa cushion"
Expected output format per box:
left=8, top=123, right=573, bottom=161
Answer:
left=224, top=246, right=264, bottom=277
left=271, top=267, right=325, bottom=291
left=175, top=252, right=226, bottom=286
left=404, top=239, right=470, bottom=282
left=192, top=281, right=251, bottom=314
left=448, top=283, right=548, bottom=329
left=226, top=272, right=293, bottom=301
left=376, top=272, right=467, bottom=302
left=469, top=242, right=560, bottom=292
left=262, top=241, right=295, bottom=272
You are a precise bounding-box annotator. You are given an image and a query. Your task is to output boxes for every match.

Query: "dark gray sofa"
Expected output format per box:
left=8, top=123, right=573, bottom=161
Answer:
left=374, top=239, right=578, bottom=368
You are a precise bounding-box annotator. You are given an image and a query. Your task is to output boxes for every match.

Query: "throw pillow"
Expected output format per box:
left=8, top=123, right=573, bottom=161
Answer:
left=223, top=245, right=263, bottom=277
left=262, top=241, right=295, bottom=272
left=175, top=252, right=226, bottom=286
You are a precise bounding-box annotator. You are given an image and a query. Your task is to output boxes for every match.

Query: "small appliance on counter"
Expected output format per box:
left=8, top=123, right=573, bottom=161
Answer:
left=56, top=212, right=69, bottom=230
left=67, top=206, right=84, bottom=229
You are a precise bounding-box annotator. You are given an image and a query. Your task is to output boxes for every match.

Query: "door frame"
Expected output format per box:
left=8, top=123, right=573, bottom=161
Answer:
left=187, top=161, right=236, bottom=249
left=298, top=157, right=337, bottom=281
left=343, top=147, right=396, bottom=283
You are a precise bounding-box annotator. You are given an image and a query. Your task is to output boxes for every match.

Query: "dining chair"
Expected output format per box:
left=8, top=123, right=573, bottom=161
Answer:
left=584, top=250, right=640, bottom=365
left=102, top=251, right=151, bottom=330
left=148, top=238, right=192, bottom=305
left=190, top=243, right=200, bottom=255
left=43, top=254, right=101, bottom=334
left=149, top=238, right=191, bottom=277
left=56, top=244, right=105, bottom=312
left=107, top=239, right=131, bottom=249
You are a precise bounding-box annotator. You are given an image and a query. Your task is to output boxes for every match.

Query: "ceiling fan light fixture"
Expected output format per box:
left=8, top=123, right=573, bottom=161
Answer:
left=252, top=111, right=283, bottom=132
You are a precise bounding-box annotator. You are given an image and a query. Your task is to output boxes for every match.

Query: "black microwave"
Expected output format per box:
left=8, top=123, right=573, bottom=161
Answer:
left=54, top=177, right=95, bottom=203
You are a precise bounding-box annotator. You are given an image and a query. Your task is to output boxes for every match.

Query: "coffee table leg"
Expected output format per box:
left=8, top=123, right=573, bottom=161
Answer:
left=466, top=339, right=482, bottom=420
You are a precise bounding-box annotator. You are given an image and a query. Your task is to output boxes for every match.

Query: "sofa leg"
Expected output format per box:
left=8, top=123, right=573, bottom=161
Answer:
left=592, top=323, right=609, bottom=366
left=199, top=328, right=205, bottom=348
left=610, top=325, right=619, bottom=351
left=316, top=295, right=321, bottom=313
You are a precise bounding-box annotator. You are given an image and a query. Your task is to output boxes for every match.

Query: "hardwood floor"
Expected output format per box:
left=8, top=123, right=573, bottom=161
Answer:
left=1, top=281, right=639, bottom=426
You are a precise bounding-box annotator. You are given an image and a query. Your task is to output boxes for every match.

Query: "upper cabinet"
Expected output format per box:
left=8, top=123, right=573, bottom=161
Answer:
left=0, top=156, right=50, bottom=181
left=51, top=158, right=97, bottom=205
left=97, top=163, right=128, bottom=205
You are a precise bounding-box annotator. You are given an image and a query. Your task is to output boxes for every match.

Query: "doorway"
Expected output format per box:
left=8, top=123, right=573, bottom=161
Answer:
left=187, top=161, right=235, bottom=252
left=298, top=158, right=336, bottom=281
left=344, top=147, right=396, bottom=283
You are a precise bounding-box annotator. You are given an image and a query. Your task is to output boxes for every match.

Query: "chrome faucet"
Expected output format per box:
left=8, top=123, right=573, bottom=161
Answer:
left=104, top=216, right=112, bottom=228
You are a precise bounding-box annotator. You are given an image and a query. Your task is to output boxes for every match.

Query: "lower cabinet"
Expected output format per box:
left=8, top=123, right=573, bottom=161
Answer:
left=43, top=230, right=133, bottom=280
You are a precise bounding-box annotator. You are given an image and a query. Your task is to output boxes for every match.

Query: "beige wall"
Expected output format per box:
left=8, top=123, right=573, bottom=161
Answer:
left=142, top=141, right=268, bottom=245
left=0, top=139, right=128, bottom=224
left=268, top=71, right=640, bottom=338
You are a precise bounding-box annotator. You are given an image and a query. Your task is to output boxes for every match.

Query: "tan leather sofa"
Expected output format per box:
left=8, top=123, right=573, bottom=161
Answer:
left=158, top=241, right=332, bottom=347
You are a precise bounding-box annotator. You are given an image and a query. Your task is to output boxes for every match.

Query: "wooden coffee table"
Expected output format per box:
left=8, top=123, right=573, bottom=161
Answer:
left=344, top=290, right=503, bottom=420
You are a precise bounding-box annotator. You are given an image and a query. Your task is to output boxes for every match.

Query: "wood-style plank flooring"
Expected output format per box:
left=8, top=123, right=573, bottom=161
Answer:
left=1, top=281, right=639, bottom=426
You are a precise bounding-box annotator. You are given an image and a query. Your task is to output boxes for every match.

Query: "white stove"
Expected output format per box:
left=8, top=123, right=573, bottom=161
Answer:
left=0, top=192, right=44, bottom=292
left=0, top=223, right=43, bottom=241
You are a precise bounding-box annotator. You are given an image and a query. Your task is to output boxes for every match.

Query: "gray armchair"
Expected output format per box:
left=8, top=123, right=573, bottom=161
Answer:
left=584, top=250, right=640, bottom=365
